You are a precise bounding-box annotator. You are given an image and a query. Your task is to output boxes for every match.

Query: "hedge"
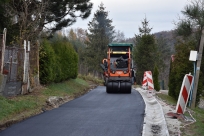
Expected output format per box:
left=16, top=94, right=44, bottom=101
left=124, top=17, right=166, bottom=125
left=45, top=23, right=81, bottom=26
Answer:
left=39, top=37, right=78, bottom=84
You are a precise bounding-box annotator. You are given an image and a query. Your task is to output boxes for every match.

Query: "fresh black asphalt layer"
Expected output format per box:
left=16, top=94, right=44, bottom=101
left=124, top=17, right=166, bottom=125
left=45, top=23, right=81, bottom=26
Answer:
left=0, top=86, right=145, bottom=136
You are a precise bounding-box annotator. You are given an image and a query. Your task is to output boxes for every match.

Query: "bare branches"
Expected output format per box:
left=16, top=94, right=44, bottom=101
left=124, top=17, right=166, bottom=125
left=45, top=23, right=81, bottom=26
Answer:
left=2, top=0, right=92, bottom=45
left=4, top=0, right=49, bottom=45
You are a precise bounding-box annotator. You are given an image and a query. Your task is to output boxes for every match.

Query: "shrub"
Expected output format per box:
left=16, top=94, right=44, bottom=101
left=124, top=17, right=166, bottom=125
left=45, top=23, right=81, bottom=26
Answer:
left=39, top=35, right=78, bottom=84
left=167, top=40, right=204, bottom=106
left=39, top=39, right=56, bottom=84
left=153, top=65, right=160, bottom=91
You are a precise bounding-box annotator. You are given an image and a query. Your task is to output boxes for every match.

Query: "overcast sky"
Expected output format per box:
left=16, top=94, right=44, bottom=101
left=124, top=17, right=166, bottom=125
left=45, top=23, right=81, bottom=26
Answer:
left=70, top=0, right=189, bottom=38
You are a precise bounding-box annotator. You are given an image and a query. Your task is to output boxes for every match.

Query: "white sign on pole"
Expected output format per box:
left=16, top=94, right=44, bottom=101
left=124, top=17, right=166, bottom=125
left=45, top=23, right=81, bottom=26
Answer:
left=189, top=50, right=197, bottom=61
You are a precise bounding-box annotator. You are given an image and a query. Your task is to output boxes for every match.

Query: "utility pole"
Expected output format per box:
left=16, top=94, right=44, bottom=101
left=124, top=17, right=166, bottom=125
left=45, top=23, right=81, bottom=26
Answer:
left=191, top=29, right=204, bottom=108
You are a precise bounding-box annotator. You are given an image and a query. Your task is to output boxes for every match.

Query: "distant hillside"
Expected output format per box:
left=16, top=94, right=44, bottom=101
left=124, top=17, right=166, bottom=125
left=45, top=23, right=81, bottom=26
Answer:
left=154, top=30, right=177, bottom=89
left=124, top=37, right=135, bottom=44
left=125, top=30, right=176, bottom=51
left=154, top=30, right=176, bottom=53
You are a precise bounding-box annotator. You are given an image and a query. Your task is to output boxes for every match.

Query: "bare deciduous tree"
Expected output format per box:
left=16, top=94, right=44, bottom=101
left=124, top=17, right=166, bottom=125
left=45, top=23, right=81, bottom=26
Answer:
left=5, top=0, right=48, bottom=45
left=4, top=0, right=93, bottom=46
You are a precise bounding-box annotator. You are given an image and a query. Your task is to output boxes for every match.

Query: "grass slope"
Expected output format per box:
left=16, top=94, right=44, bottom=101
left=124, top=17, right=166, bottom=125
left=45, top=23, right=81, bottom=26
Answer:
left=0, top=78, right=97, bottom=130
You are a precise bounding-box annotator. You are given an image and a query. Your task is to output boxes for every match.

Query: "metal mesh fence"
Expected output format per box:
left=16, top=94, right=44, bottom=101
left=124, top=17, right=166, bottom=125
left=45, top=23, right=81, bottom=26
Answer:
left=4, top=46, right=24, bottom=82
left=3, top=44, right=39, bottom=83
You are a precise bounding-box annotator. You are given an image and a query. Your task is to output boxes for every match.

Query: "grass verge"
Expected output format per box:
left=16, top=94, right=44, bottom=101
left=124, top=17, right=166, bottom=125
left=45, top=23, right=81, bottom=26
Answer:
left=157, top=93, right=177, bottom=105
left=156, top=93, right=204, bottom=136
left=78, top=74, right=104, bottom=85
left=180, top=107, right=204, bottom=136
left=0, top=77, right=99, bottom=130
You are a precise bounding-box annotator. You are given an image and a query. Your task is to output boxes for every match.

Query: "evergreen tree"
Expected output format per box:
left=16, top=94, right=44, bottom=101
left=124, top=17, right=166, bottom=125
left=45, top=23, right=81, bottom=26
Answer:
left=170, top=0, right=204, bottom=105
left=168, top=40, right=194, bottom=99
left=84, top=3, right=115, bottom=73
left=133, top=17, right=157, bottom=84
left=44, top=0, right=93, bottom=32
left=39, top=34, right=78, bottom=84
left=168, top=58, right=177, bottom=97
left=1, top=0, right=93, bottom=45
left=0, top=0, right=9, bottom=31
left=0, top=0, right=20, bottom=44
left=138, top=17, right=152, bottom=36
left=153, top=65, right=160, bottom=91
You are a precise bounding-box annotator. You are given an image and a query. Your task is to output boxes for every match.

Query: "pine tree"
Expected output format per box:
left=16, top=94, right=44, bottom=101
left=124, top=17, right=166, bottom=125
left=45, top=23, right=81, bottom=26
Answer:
left=133, top=17, right=157, bottom=84
left=168, top=40, right=194, bottom=99
left=171, top=0, right=204, bottom=105
left=0, top=0, right=20, bottom=44
left=168, top=59, right=177, bottom=97
left=153, top=65, right=160, bottom=91
left=1, top=0, right=93, bottom=45
left=43, top=0, right=93, bottom=32
left=138, top=17, right=152, bottom=36
left=84, top=3, right=115, bottom=74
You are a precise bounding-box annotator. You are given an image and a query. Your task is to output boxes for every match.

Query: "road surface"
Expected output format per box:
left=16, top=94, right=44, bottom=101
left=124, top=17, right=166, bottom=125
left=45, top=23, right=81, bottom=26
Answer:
left=0, top=86, right=145, bottom=136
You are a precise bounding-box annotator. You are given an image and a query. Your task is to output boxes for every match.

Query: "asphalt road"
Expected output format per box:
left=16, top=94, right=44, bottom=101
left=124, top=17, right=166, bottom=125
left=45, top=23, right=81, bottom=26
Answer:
left=0, top=86, right=145, bottom=136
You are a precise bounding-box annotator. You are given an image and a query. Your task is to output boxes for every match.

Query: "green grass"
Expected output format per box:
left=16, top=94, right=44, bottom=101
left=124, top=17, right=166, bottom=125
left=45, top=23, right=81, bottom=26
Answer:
left=193, top=108, right=204, bottom=135
left=0, top=95, right=39, bottom=121
left=43, top=78, right=89, bottom=96
left=0, top=77, right=91, bottom=125
left=157, top=93, right=177, bottom=105
left=181, top=107, right=204, bottom=136
left=78, top=74, right=104, bottom=85
left=156, top=93, right=204, bottom=136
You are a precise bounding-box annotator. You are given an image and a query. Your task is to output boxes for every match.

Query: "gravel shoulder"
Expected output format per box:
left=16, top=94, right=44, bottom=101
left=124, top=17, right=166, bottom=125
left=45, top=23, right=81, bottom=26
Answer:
left=156, top=90, right=182, bottom=135
left=156, top=96, right=182, bottom=135
left=156, top=90, right=202, bottom=136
